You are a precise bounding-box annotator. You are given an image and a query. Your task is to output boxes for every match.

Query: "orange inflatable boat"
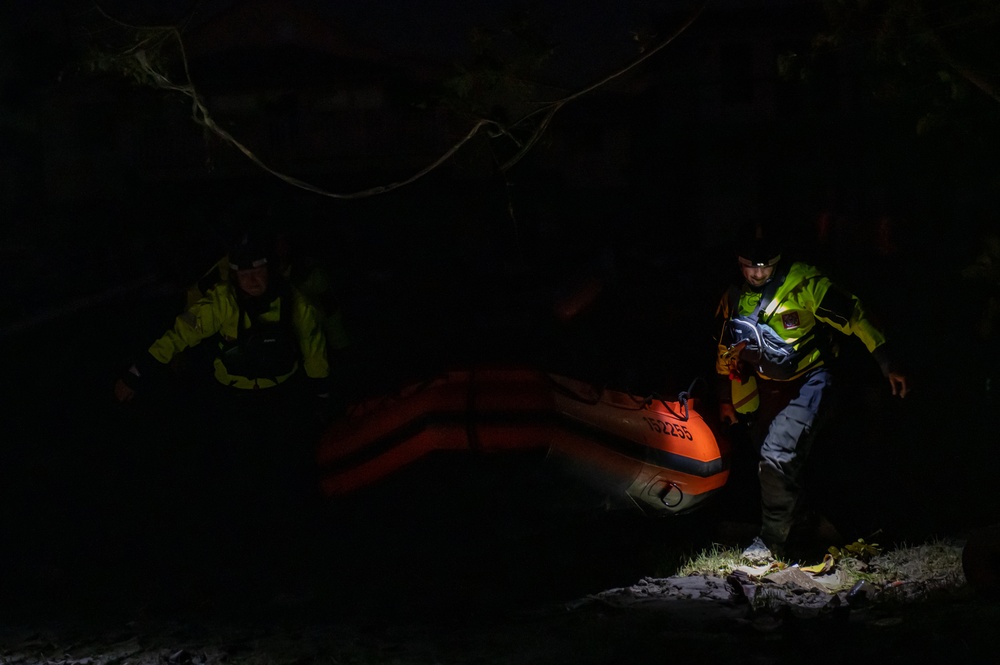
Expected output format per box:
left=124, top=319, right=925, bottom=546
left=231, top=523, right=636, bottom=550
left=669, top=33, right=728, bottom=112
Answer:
left=316, top=368, right=730, bottom=515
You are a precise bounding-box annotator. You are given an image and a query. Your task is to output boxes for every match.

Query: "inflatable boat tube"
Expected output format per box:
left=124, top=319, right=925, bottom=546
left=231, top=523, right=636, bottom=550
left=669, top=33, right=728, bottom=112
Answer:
left=316, top=368, right=730, bottom=515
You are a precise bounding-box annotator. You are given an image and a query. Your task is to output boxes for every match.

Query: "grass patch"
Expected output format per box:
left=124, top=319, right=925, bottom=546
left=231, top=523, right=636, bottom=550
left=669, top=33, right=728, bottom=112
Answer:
left=673, top=543, right=747, bottom=577
left=670, top=537, right=968, bottom=601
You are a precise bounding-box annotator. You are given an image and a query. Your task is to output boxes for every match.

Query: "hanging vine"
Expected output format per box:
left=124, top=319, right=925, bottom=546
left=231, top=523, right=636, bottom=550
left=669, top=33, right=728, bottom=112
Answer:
left=85, top=2, right=706, bottom=199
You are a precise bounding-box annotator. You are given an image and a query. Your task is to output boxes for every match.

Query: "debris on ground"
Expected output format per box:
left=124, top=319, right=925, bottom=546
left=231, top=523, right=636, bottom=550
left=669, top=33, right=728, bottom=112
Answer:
left=575, top=539, right=970, bottom=621
left=0, top=540, right=985, bottom=664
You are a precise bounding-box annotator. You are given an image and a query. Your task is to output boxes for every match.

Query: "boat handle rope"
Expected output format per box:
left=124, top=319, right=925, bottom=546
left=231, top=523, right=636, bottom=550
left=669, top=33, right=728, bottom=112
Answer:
left=644, top=376, right=707, bottom=422
left=547, top=374, right=690, bottom=419
left=550, top=374, right=706, bottom=422
left=641, top=393, right=688, bottom=421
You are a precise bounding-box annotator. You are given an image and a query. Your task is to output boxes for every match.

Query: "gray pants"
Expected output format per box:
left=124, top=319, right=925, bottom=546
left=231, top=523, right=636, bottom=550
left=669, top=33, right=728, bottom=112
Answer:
left=751, top=368, right=835, bottom=547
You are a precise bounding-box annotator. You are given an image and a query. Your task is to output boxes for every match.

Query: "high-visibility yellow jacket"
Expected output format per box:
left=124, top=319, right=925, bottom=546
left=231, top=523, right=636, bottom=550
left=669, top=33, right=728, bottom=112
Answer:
left=187, top=256, right=352, bottom=352
left=715, top=261, right=890, bottom=387
left=150, top=281, right=329, bottom=390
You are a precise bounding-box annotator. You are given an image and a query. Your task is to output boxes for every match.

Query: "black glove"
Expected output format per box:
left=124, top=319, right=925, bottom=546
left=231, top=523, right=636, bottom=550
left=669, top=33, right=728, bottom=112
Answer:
left=119, top=363, right=142, bottom=390
left=114, top=356, right=165, bottom=403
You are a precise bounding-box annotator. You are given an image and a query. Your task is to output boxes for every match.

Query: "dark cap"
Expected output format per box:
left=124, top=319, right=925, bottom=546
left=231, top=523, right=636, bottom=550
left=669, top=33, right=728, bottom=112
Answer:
left=736, top=223, right=781, bottom=267
left=228, top=230, right=274, bottom=271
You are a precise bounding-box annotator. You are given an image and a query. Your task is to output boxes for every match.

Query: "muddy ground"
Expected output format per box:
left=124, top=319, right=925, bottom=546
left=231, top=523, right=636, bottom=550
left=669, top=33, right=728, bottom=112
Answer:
left=2, top=426, right=997, bottom=665
left=0, top=499, right=997, bottom=665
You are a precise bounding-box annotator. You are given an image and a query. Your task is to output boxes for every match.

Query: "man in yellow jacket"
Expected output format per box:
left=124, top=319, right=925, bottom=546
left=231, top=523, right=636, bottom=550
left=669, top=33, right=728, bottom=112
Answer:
left=115, top=230, right=330, bottom=400
left=715, top=231, right=907, bottom=562
left=184, top=232, right=353, bottom=357
left=114, top=230, right=332, bottom=522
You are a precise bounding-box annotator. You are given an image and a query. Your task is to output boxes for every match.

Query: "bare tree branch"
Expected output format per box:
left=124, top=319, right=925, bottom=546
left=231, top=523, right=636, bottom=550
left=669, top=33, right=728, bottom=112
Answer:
left=925, top=30, right=1000, bottom=105
left=97, top=2, right=706, bottom=198
left=500, top=1, right=707, bottom=171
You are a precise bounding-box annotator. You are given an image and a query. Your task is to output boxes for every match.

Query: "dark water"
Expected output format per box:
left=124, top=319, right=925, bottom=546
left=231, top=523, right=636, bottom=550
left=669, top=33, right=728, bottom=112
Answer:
left=2, top=267, right=998, bottom=625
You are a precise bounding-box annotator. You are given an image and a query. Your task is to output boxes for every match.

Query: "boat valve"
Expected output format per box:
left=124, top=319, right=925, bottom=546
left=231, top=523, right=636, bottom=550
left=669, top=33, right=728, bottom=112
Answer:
left=660, top=482, right=683, bottom=508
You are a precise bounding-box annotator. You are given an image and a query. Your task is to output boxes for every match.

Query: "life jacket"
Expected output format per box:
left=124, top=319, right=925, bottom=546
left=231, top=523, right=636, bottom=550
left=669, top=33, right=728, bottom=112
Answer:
left=188, top=255, right=352, bottom=353
left=217, top=286, right=299, bottom=385
left=721, top=270, right=826, bottom=381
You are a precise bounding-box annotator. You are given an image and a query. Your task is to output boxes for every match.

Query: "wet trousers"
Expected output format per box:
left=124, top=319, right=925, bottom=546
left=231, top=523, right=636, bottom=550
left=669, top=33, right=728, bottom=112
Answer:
left=751, top=367, right=835, bottom=548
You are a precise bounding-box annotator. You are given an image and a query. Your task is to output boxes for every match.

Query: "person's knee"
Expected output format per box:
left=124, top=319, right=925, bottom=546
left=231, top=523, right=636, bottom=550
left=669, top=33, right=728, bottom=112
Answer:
left=758, top=458, right=804, bottom=495
left=758, top=459, right=785, bottom=486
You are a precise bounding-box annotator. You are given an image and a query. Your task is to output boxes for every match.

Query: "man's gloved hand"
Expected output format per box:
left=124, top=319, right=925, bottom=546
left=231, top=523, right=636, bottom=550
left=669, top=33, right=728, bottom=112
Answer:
left=872, top=344, right=908, bottom=398
left=718, top=341, right=748, bottom=380
left=114, top=364, right=142, bottom=403
left=719, top=401, right=739, bottom=426
left=888, top=371, right=908, bottom=399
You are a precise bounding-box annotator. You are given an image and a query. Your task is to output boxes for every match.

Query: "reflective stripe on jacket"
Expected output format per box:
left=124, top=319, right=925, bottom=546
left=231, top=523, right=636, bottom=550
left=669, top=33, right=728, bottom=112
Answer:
left=149, top=282, right=329, bottom=389
left=715, top=261, right=887, bottom=382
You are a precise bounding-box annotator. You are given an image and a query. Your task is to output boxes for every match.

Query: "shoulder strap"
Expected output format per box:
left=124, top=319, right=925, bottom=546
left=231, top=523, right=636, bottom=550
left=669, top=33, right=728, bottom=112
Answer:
left=725, top=284, right=742, bottom=317
left=754, top=269, right=787, bottom=322
left=726, top=267, right=788, bottom=321
left=235, top=298, right=247, bottom=344
left=233, top=282, right=293, bottom=347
